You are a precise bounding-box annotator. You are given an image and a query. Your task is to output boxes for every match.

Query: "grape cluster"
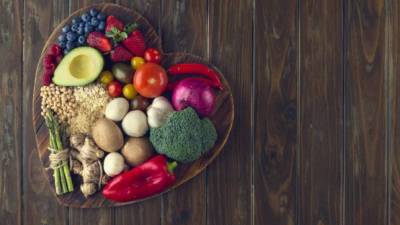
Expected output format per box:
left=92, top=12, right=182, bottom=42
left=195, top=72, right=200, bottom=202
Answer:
left=58, top=8, right=106, bottom=55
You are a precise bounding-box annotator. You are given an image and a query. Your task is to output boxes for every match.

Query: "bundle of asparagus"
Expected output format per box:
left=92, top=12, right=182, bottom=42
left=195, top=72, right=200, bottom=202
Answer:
left=44, top=110, right=74, bottom=195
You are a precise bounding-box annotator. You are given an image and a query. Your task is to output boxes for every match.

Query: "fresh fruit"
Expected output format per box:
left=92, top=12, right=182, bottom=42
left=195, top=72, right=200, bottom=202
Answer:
left=122, top=84, right=137, bottom=100
left=62, top=25, right=70, bottom=33
left=45, top=63, right=56, bottom=74
left=99, top=70, right=114, bottom=85
left=108, top=81, right=123, bottom=97
left=55, top=55, right=63, bottom=64
left=42, top=70, right=53, bottom=86
left=53, top=47, right=104, bottom=86
left=110, top=45, right=133, bottom=62
left=87, top=32, right=112, bottom=52
left=131, top=57, right=145, bottom=70
left=97, top=12, right=106, bottom=20
left=112, top=63, right=133, bottom=83
left=122, top=30, right=146, bottom=56
left=89, top=8, right=98, bottom=17
left=133, top=63, right=168, bottom=98
left=144, top=48, right=161, bottom=64
left=43, top=55, right=54, bottom=66
left=78, top=35, right=86, bottom=44
left=49, top=44, right=62, bottom=56
left=106, top=15, right=124, bottom=33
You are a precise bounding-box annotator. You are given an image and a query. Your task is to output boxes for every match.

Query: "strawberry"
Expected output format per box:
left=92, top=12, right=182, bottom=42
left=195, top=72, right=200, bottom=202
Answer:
left=87, top=32, right=112, bottom=52
left=106, top=15, right=124, bottom=33
left=110, top=45, right=133, bottom=62
left=122, top=30, right=146, bottom=57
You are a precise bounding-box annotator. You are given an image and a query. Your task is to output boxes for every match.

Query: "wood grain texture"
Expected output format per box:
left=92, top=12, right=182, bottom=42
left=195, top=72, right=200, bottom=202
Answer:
left=161, top=1, right=208, bottom=225
left=345, top=0, right=388, bottom=224
left=207, top=0, right=252, bottom=225
left=0, top=0, right=22, bottom=225
left=298, top=0, right=344, bottom=224
left=23, top=1, right=69, bottom=225
left=254, top=0, right=297, bottom=224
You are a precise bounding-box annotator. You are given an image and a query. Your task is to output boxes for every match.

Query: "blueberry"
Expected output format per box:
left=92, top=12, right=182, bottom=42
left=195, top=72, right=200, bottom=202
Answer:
left=89, top=8, right=98, bottom=17
left=97, top=12, right=106, bottom=20
left=81, top=13, right=90, bottom=22
left=64, top=49, right=69, bottom=55
left=62, top=25, right=70, bottom=33
left=71, top=24, right=79, bottom=32
left=66, top=41, right=75, bottom=50
left=76, top=26, right=84, bottom=35
left=58, top=33, right=66, bottom=42
left=90, top=17, right=99, bottom=26
left=78, top=36, right=86, bottom=44
left=66, top=32, right=77, bottom=41
left=72, top=17, right=81, bottom=24
left=84, top=24, right=94, bottom=33
left=79, top=22, right=85, bottom=28
left=97, top=21, right=105, bottom=31
left=58, top=40, right=66, bottom=48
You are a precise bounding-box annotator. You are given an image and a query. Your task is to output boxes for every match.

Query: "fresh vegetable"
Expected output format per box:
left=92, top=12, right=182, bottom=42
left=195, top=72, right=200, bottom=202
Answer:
left=92, top=118, right=124, bottom=152
left=133, top=63, right=168, bottom=98
left=70, top=134, right=106, bottom=197
left=172, top=78, right=216, bottom=117
left=112, top=63, right=132, bottom=83
left=105, top=97, right=129, bottom=121
left=99, top=70, right=114, bottom=85
left=107, top=81, right=123, bottom=97
left=122, top=110, right=149, bottom=137
left=44, top=110, right=74, bottom=195
left=102, top=155, right=177, bottom=202
left=131, top=56, right=145, bottom=70
left=144, top=48, right=161, bottom=64
left=122, top=84, right=137, bottom=100
left=168, top=63, right=223, bottom=90
left=150, top=107, right=217, bottom=163
left=105, top=15, right=124, bottom=33
left=121, top=137, right=153, bottom=167
left=103, top=152, right=125, bottom=177
left=122, top=30, right=146, bottom=56
left=87, top=32, right=112, bottom=52
left=110, top=45, right=133, bottom=62
left=130, top=95, right=150, bottom=111
left=147, top=96, right=174, bottom=128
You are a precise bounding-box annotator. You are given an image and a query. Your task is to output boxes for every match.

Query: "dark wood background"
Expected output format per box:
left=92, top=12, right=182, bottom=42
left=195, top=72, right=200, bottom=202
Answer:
left=1, top=0, right=399, bottom=224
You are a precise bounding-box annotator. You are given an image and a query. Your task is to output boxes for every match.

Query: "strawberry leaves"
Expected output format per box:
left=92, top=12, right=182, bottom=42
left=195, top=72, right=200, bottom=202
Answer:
left=106, top=22, right=139, bottom=45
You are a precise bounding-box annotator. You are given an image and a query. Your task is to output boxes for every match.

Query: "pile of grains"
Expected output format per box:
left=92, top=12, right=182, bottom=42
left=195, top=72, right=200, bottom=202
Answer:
left=69, top=83, right=110, bottom=135
left=40, top=84, right=77, bottom=122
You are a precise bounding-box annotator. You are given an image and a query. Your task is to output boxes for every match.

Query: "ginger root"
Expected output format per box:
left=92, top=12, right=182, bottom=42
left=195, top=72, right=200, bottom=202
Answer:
left=70, top=134, right=109, bottom=198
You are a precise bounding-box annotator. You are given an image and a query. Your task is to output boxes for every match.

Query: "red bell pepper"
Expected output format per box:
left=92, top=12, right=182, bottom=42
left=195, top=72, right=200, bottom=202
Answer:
left=102, top=155, right=177, bottom=202
left=167, top=63, right=223, bottom=90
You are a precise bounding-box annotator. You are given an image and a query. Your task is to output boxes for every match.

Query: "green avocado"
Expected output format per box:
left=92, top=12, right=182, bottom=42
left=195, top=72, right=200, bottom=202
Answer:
left=53, top=47, right=104, bottom=86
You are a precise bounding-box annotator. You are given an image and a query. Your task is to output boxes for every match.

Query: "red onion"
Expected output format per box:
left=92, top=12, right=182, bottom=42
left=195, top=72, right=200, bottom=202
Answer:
left=172, top=78, right=216, bottom=117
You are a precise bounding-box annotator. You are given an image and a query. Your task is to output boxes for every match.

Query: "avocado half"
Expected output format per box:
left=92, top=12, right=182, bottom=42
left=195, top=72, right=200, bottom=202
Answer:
left=53, top=47, right=104, bottom=86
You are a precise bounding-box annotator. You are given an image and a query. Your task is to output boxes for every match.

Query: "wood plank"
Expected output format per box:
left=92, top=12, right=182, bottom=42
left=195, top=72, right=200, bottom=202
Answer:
left=0, top=0, right=23, bottom=225
left=345, top=0, right=388, bottom=224
left=23, top=1, right=69, bottom=225
left=207, top=0, right=252, bottom=225
left=298, top=0, right=343, bottom=224
left=112, top=1, right=162, bottom=225
left=253, top=0, right=297, bottom=223
left=160, top=1, right=207, bottom=225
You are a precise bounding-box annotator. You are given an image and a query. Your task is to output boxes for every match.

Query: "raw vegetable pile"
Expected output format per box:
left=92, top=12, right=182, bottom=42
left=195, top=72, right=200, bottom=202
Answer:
left=40, top=8, right=223, bottom=202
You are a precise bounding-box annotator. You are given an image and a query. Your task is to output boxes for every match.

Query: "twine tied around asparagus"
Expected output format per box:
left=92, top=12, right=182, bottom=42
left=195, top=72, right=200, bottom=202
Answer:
left=48, top=147, right=69, bottom=169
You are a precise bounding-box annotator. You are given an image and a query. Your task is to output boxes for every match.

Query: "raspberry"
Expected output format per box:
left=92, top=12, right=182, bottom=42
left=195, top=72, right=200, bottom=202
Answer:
left=42, top=71, right=53, bottom=86
left=55, top=55, right=63, bottom=64
left=45, top=63, right=56, bottom=74
left=43, top=55, right=54, bottom=66
left=49, top=44, right=62, bottom=56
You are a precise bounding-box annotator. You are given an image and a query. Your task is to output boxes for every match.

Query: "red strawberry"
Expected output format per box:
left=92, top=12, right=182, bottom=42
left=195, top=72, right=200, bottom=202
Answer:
left=87, top=32, right=112, bottom=52
left=122, top=30, right=146, bottom=56
left=110, top=45, right=133, bottom=62
left=49, top=44, right=62, bottom=56
left=106, top=15, right=124, bottom=33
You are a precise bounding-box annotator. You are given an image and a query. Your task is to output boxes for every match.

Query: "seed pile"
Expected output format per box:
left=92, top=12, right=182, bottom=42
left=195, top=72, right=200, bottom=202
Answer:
left=40, top=84, right=77, bottom=122
left=69, top=83, right=110, bottom=135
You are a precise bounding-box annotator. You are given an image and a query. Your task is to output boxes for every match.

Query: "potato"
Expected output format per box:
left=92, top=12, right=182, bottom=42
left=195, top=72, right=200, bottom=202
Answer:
left=92, top=118, right=124, bottom=152
left=122, top=137, right=153, bottom=166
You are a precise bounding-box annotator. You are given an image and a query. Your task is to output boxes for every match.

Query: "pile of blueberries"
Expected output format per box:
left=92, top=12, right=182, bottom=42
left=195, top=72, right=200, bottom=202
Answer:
left=58, top=8, right=106, bottom=54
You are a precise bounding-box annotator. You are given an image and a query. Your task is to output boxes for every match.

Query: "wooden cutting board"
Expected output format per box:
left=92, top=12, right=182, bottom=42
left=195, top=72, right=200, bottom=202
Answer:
left=32, top=3, right=234, bottom=208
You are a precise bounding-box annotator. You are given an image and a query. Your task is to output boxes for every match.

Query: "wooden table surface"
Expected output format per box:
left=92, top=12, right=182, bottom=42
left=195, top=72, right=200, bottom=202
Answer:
left=1, top=0, right=400, bottom=224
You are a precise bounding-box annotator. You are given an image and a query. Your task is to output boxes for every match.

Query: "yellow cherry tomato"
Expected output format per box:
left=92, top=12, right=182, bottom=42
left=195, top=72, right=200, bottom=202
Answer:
left=122, top=84, right=137, bottom=100
left=99, top=70, right=114, bottom=85
left=131, top=57, right=145, bottom=70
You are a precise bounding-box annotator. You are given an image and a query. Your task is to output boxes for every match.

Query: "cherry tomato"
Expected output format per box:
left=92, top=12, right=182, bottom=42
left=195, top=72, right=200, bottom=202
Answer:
left=144, top=48, right=162, bottom=64
left=131, top=57, right=145, bottom=70
left=108, top=81, right=122, bottom=97
left=122, top=84, right=137, bottom=100
left=133, top=63, right=168, bottom=98
left=99, top=70, right=114, bottom=85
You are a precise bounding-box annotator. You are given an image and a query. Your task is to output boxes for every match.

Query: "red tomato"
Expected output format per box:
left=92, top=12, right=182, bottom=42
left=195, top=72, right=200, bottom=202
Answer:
left=144, top=48, right=162, bottom=64
left=108, top=81, right=123, bottom=97
left=133, top=63, right=168, bottom=98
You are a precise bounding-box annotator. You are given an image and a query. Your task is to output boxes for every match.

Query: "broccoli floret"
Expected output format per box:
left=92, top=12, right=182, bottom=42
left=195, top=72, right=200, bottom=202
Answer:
left=150, top=107, right=218, bottom=163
